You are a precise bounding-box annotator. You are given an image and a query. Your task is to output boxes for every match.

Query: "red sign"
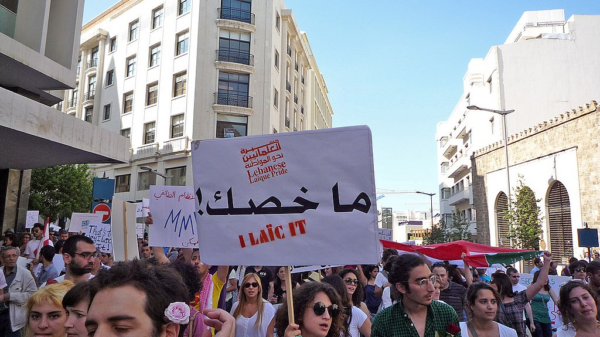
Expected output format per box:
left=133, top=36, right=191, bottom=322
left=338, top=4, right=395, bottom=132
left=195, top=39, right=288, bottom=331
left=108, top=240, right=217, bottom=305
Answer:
left=93, top=203, right=111, bottom=223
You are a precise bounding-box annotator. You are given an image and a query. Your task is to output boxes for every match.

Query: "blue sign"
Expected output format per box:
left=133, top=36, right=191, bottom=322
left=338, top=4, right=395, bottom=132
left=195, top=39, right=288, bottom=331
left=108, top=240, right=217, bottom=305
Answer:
left=92, top=177, right=115, bottom=200
left=578, top=228, right=599, bottom=248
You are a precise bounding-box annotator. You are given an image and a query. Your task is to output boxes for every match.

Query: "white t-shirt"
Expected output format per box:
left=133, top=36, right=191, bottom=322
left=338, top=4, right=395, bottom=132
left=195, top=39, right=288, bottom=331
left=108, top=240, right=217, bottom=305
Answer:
left=230, top=299, right=276, bottom=337
left=555, top=324, right=576, bottom=337
left=512, top=283, right=526, bottom=292
left=460, top=322, right=517, bottom=337
left=24, top=239, right=53, bottom=258
left=348, top=306, right=367, bottom=337
left=226, top=269, right=237, bottom=302
left=374, top=272, right=388, bottom=288
left=379, top=286, right=394, bottom=311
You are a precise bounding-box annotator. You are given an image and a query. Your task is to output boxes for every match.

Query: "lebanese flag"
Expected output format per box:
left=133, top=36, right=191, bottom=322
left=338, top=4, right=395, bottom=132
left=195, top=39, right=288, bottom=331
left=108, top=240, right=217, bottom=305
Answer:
left=34, top=218, right=54, bottom=259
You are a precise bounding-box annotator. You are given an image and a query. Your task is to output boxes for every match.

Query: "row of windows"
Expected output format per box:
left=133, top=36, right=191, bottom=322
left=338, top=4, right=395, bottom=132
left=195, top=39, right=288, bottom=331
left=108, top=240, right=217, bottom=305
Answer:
left=126, top=0, right=190, bottom=45
left=115, top=166, right=187, bottom=193
left=118, top=114, right=185, bottom=146
left=120, top=71, right=186, bottom=114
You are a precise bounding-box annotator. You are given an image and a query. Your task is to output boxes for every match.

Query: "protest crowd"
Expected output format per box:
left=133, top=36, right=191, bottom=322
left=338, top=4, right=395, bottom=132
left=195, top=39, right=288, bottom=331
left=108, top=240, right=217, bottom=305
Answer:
left=0, top=223, right=598, bottom=337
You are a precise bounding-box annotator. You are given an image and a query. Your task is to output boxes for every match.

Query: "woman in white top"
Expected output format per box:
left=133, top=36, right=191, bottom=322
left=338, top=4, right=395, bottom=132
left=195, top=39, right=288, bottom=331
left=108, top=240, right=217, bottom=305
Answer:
left=555, top=281, right=599, bottom=337
left=322, top=274, right=370, bottom=337
left=230, top=273, right=276, bottom=337
left=461, top=282, right=517, bottom=337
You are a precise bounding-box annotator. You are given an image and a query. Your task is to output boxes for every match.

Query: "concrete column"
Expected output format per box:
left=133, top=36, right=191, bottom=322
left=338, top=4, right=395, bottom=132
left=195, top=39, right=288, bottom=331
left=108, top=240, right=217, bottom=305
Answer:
left=76, top=48, right=88, bottom=119
left=0, top=169, right=31, bottom=233
left=93, top=35, right=107, bottom=126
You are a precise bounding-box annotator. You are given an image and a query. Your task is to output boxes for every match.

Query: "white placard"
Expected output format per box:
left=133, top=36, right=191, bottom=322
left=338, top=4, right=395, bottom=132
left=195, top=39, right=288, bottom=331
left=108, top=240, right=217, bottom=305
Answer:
left=135, top=203, right=143, bottom=217
left=149, top=186, right=199, bottom=248
left=136, top=223, right=144, bottom=239
left=26, top=211, right=39, bottom=229
left=192, top=126, right=379, bottom=265
left=86, top=223, right=113, bottom=254
left=111, top=198, right=139, bottom=261
left=69, top=213, right=103, bottom=233
left=519, top=273, right=572, bottom=328
left=142, top=198, right=150, bottom=217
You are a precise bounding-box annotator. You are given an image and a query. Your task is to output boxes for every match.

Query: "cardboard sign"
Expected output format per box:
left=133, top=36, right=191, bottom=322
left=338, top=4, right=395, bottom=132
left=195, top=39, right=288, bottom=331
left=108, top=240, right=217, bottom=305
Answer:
left=26, top=211, right=39, bottom=229
left=111, top=198, right=139, bottom=261
left=86, top=223, right=113, bottom=254
left=192, top=126, right=379, bottom=265
left=519, top=273, right=572, bottom=328
left=149, top=186, right=199, bottom=248
left=69, top=213, right=103, bottom=233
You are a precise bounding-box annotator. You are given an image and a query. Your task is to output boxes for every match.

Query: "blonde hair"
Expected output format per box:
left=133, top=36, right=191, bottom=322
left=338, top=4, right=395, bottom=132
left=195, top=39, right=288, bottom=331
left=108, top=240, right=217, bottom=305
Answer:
left=25, top=281, right=74, bottom=336
left=233, top=273, right=265, bottom=328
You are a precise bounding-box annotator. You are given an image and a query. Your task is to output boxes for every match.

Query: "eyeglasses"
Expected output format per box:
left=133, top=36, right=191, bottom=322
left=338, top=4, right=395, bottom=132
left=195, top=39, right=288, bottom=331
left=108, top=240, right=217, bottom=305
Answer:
left=344, top=278, right=359, bottom=286
left=244, top=282, right=259, bottom=288
left=575, top=267, right=586, bottom=273
left=313, top=302, right=340, bottom=318
left=412, top=275, right=438, bottom=287
left=73, top=252, right=99, bottom=260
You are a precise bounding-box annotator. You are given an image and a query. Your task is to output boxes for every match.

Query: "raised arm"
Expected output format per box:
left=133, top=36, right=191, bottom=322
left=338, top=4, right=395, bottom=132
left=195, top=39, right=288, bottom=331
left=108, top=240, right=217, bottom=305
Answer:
left=461, top=253, right=473, bottom=286
left=525, top=251, right=552, bottom=300
left=356, top=265, right=368, bottom=287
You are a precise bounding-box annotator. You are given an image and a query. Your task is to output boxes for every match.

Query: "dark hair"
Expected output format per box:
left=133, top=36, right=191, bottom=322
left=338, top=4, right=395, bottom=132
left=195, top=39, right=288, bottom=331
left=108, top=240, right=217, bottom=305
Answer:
left=568, top=257, right=578, bottom=264
left=59, top=229, right=68, bottom=235
left=89, top=260, right=188, bottom=337
left=274, top=266, right=285, bottom=292
left=275, top=282, right=343, bottom=337
left=321, top=275, right=350, bottom=337
left=533, top=257, right=541, bottom=265
left=338, top=269, right=364, bottom=306
left=465, top=283, right=501, bottom=317
left=506, top=267, right=518, bottom=276
left=3, top=233, right=20, bottom=248
left=143, top=243, right=150, bottom=248
left=382, top=248, right=399, bottom=264
left=532, top=270, right=550, bottom=291
left=383, top=255, right=399, bottom=273
left=447, top=264, right=467, bottom=287
left=568, top=261, right=587, bottom=275
left=491, top=272, right=515, bottom=298
left=587, top=261, right=600, bottom=275
left=54, top=240, right=65, bottom=254
left=362, top=265, right=378, bottom=280
left=62, top=281, right=91, bottom=309
left=63, top=235, right=94, bottom=257
left=388, top=254, right=429, bottom=301
left=33, top=223, right=44, bottom=231
left=430, top=262, right=448, bottom=272
left=40, top=245, right=55, bottom=262
left=557, top=281, right=600, bottom=329
left=168, top=260, right=202, bottom=302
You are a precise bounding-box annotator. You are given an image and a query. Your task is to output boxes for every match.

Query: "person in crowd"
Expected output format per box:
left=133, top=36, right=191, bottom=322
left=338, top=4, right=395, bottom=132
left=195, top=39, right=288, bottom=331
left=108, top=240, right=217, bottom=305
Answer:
left=231, top=273, right=276, bottom=336
left=245, top=266, right=274, bottom=301
left=62, top=281, right=91, bottom=337
left=99, top=252, right=114, bottom=269
left=324, top=267, right=337, bottom=277
left=362, top=264, right=381, bottom=319
left=189, top=249, right=228, bottom=315
left=167, top=260, right=205, bottom=337
left=378, top=255, right=399, bottom=311
left=561, top=257, right=578, bottom=277
left=3, top=232, right=20, bottom=249
left=225, top=267, right=238, bottom=312
left=31, top=245, right=59, bottom=287
left=586, top=261, right=600, bottom=294
left=476, top=267, right=491, bottom=283
left=272, top=266, right=298, bottom=305
left=0, top=246, right=37, bottom=336
left=25, top=223, right=52, bottom=260
left=556, top=281, right=600, bottom=337
left=447, top=264, right=468, bottom=288
left=431, top=261, right=467, bottom=321
left=45, top=235, right=96, bottom=286
left=322, top=274, right=369, bottom=337
left=568, top=261, right=587, bottom=281
left=461, top=282, right=517, bottom=337
left=530, top=258, right=543, bottom=274
left=19, top=233, right=31, bottom=257
left=433, top=278, right=442, bottom=301
left=374, top=248, right=399, bottom=300
left=371, top=254, right=459, bottom=337
left=506, top=267, right=534, bottom=334
left=548, top=261, right=558, bottom=275
left=491, top=251, right=552, bottom=337
left=529, top=270, right=558, bottom=337
left=275, top=281, right=343, bottom=337
left=52, top=240, right=66, bottom=276
left=24, top=281, right=73, bottom=337
left=58, top=230, right=69, bottom=242
left=339, top=269, right=370, bottom=319
left=140, top=243, right=152, bottom=259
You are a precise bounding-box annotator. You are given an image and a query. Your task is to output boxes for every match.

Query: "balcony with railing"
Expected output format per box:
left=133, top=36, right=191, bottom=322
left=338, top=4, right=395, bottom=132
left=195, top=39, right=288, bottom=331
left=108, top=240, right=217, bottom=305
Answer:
left=285, top=117, right=290, bottom=128
left=218, top=7, right=255, bottom=25
left=448, top=182, right=470, bottom=206
left=447, top=152, right=469, bottom=178
left=441, top=138, right=460, bottom=159
left=162, top=136, right=189, bottom=154
left=86, top=59, right=98, bottom=73
left=67, top=99, right=76, bottom=109
left=286, top=81, right=291, bottom=92
left=133, top=143, right=159, bottom=160
left=216, top=49, right=254, bottom=66
left=214, top=92, right=252, bottom=108
left=83, top=91, right=95, bottom=105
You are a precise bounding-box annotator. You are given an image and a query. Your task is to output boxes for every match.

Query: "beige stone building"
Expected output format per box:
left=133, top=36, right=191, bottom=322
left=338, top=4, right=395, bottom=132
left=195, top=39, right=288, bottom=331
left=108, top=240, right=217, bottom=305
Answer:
left=472, top=100, right=600, bottom=263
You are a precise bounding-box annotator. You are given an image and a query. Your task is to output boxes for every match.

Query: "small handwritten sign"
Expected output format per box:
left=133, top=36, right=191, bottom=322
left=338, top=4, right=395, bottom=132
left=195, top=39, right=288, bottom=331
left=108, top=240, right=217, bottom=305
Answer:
left=26, top=211, right=39, bottom=229
left=142, top=198, right=150, bottom=217
left=70, top=213, right=103, bottom=233
left=149, top=186, right=199, bottom=249
left=136, top=223, right=144, bottom=239
left=86, top=223, right=112, bottom=254
left=135, top=203, right=143, bottom=217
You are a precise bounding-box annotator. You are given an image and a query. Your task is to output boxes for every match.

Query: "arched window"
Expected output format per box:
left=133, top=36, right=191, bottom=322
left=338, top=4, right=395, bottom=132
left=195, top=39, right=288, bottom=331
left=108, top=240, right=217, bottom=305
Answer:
left=547, top=181, right=573, bottom=263
left=495, top=192, right=510, bottom=247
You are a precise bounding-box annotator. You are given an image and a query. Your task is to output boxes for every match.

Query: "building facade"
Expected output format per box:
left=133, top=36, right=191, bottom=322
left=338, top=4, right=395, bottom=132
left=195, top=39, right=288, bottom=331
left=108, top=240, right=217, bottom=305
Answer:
left=472, top=101, right=600, bottom=263
left=436, top=10, right=600, bottom=242
left=57, top=0, right=334, bottom=201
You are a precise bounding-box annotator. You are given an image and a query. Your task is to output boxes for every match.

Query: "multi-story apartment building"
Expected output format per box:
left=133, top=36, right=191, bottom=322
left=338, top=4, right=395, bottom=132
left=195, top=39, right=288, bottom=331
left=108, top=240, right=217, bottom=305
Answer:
left=436, top=10, right=600, bottom=244
left=0, top=0, right=128, bottom=231
left=56, top=0, right=334, bottom=201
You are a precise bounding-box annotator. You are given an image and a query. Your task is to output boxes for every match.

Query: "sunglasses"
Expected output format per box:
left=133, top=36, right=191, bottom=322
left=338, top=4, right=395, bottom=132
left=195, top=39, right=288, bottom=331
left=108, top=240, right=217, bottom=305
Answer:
left=244, top=282, right=259, bottom=288
left=344, top=278, right=359, bottom=286
left=313, top=302, right=340, bottom=318
left=575, top=267, right=586, bottom=273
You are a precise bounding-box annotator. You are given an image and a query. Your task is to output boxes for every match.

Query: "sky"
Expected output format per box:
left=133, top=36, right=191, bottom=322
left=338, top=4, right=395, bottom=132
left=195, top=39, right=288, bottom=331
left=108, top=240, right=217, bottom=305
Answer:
left=83, top=1, right=600, bottom=216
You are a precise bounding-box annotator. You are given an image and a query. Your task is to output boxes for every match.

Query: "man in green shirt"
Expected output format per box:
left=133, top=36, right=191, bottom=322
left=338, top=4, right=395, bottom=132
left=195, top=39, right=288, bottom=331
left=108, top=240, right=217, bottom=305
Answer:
left=372, top=254, right=460, bottom=337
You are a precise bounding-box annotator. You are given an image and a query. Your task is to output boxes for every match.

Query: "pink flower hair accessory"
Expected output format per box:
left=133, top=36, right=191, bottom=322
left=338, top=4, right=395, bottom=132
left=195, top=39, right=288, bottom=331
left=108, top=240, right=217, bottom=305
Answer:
left=164, top=302, right=190, bottom=325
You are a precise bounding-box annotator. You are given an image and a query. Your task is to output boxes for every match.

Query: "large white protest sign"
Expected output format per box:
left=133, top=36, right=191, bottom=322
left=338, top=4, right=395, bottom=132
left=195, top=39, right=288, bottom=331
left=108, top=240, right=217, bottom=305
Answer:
left=519, top=273, right=572, bottom=328
left=69, top=213, right=103, bottom=233
left=111, top=198, right=139, bottom=261
left=149, top=186, right=199, bottom=248
left=26, top=211, right=39, bottom=229
left=86, top=223, right=113, bottom=254
left=192, top=126, right=379, bottom=266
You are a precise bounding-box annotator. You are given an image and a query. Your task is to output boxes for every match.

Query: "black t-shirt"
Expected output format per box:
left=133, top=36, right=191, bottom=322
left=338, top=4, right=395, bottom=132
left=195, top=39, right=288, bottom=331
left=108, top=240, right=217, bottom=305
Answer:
left=245, top=267, right=274, bottom=300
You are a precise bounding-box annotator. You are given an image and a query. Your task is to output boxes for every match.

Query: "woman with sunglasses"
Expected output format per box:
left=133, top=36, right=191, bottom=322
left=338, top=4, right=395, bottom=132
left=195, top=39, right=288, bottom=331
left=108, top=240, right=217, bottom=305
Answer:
left=322, top=274, right=368, bottom=337
left=275, top=281, right=343, bottom=337
left=231, top=273, right=276, bottom=337
left=339, top=269, right=371, bottom=319
left=556, top=281, right=600, bottom=337
left=461, top=282, right=517, bottom=337
left=568, top=261, right=587, bottom=282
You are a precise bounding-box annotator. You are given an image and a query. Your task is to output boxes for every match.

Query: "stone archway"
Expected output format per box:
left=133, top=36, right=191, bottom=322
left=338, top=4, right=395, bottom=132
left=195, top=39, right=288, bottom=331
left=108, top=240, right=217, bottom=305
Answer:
left=546, top=181, right=573, bottom=264
left=495, top=192, right=510, bottom=247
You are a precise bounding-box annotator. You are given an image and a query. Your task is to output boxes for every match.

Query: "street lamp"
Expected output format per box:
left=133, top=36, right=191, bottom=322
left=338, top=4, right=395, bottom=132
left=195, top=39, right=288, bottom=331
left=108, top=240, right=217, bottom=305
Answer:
left=415, top=191, right=435, bottom=228
left=140, top=166, right=171, bottom=180
left=466, top=105, right=514, bottom=198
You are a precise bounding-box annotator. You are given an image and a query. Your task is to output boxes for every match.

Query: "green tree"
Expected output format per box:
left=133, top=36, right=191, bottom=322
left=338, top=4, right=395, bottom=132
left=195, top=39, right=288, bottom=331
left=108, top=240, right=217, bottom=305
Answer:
left=28, top=164, right=94, bottom=222
left=424, top=219, right=448, bottom=244
left=504, top=177, right=543, bottom=250
left=424, top=213, right=473, bottom=244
